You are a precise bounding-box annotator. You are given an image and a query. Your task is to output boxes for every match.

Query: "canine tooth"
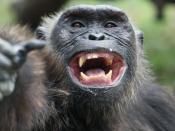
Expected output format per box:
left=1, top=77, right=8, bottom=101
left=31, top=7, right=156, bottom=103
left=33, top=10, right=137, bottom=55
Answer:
left=106, top=59, right=113, bottom=66
left=80, top=72, right=89, bottom=80
left=79, top=56, right=86, bottom=67
left=106, top=70, right=112, bottom=79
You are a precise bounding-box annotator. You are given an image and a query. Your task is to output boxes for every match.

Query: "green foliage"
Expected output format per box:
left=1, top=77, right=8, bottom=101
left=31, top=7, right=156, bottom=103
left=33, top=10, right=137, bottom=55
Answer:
left=0, top=0, right=14, bottom=25
left=0, top=0, right=174, bottom=88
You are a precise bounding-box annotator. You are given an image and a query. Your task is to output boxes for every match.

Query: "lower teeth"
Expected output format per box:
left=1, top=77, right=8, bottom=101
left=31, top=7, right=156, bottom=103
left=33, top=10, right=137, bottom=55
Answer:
left=80, top=69, right=112, bottom=80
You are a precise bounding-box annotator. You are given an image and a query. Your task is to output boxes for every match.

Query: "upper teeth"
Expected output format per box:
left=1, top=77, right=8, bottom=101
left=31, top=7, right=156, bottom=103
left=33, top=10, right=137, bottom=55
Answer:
left=79, top=53, right=113, bottom=67
left=87, top=54, right=98, bottom=59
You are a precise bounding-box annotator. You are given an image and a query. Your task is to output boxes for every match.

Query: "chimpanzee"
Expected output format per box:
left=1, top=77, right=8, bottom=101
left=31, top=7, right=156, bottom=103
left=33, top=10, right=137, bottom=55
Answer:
left=0, top=5, right=175, bottom=131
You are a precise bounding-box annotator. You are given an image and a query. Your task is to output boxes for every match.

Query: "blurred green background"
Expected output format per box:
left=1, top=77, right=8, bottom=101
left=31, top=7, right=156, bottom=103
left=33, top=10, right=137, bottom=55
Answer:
left=0, top=0, right=175, bottom=89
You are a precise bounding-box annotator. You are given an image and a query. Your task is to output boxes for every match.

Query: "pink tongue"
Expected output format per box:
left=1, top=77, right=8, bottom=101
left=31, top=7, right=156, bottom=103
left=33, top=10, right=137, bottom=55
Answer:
left=85, top=69, right=105, bottom=76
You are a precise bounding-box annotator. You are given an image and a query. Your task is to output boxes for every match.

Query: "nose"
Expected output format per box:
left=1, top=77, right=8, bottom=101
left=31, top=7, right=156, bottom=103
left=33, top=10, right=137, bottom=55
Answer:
left=88, top=33, right=105, bottom=40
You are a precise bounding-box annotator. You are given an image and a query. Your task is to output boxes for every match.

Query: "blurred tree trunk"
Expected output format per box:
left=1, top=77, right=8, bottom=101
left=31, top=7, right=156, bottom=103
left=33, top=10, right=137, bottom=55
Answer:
left=12, top=0, right=70, bottom=30
left=151, top=0, right=175, bottom=20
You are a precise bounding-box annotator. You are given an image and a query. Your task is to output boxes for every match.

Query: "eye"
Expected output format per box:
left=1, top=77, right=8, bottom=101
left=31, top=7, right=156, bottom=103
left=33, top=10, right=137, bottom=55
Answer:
left=71, top=21, right=85, bottom=28
left=104, top=21, right=117, bottom=28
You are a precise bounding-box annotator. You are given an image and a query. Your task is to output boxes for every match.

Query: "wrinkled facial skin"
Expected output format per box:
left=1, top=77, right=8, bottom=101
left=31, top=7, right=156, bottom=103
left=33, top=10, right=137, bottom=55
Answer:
left=50, top=5, right=137, bottom=98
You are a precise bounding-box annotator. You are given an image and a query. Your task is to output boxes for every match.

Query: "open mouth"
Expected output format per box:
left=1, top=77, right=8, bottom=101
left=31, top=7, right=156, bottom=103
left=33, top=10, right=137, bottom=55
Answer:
left=69, top=52, right=126, bottom=87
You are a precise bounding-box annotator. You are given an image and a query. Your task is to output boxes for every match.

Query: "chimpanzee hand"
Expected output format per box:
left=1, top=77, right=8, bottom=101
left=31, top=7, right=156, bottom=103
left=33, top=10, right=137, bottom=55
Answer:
left=0, top=38, right=46, bottom=100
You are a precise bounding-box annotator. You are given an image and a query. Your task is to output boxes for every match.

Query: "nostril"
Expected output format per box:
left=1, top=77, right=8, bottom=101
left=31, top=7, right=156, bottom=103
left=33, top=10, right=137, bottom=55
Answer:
left=88, top=33, right=105, bottom=40
left=98, top=35, right=105, bottom=40
left=88, top=34, right=97, bottom=40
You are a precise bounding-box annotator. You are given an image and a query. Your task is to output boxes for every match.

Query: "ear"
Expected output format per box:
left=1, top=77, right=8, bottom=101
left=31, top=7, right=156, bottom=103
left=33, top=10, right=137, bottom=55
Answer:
left=136, top=30, right=144, bottom=47
left=35, top=27, right=47, bottom=40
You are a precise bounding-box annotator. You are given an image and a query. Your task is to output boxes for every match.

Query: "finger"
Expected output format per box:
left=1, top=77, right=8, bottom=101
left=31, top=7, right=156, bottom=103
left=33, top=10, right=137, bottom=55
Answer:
left=0, top=38, right=16, bottom=57
left=0, top=70, right=11, bottom=81
left=0, top=81, right=15, bottom=96
left=12, top=39, right=46, bottom=68
left=22, top=39, right=47, bottom=53
left=0, top=53, right=12, bottom=69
